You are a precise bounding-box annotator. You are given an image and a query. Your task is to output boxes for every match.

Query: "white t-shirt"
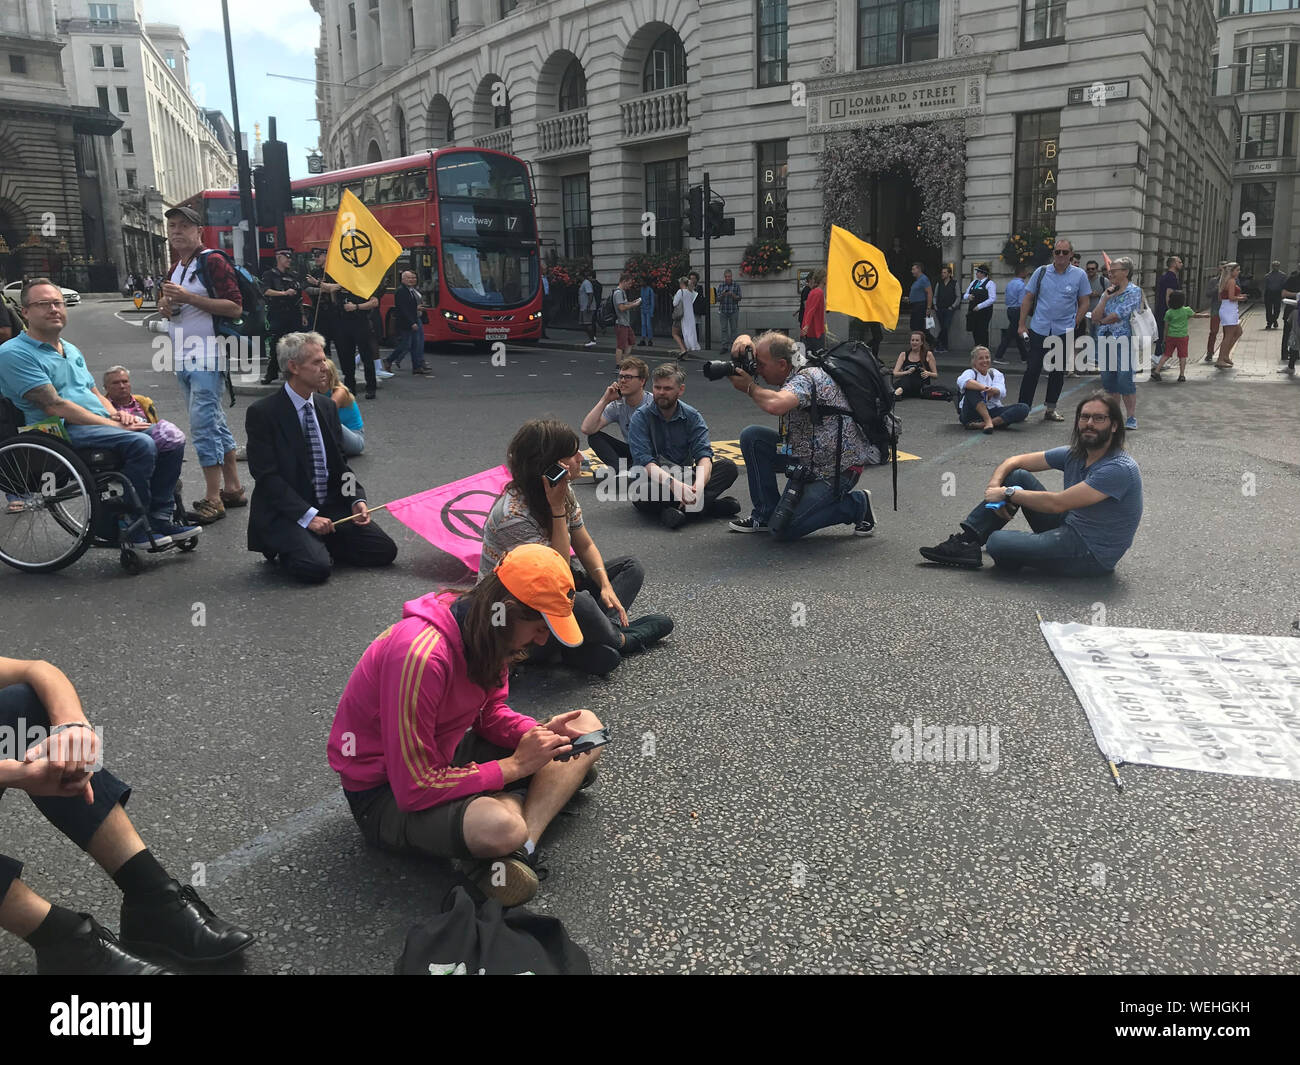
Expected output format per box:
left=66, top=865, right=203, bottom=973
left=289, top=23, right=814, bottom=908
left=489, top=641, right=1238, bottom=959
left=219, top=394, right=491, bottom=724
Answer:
left=956, top=366, right=1007, bottom=404
left=578, top=279, right=594, bottom=312
left=167, top=254, right=219, bottom=370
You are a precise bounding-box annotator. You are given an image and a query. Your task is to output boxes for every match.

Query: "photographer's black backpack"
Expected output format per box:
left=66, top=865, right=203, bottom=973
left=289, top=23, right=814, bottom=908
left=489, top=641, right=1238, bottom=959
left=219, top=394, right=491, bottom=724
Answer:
left=804, top=340, right=902, bottom=510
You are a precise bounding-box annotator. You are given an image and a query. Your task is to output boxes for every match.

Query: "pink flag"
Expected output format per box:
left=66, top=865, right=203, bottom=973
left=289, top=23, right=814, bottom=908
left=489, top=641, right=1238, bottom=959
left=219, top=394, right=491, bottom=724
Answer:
left=387, top=464, right=510, bottom=572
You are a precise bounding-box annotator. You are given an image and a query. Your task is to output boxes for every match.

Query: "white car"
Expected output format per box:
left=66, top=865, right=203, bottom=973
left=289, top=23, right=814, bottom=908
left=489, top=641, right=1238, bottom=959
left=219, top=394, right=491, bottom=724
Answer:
left=2, top=281, right=81, bottom=307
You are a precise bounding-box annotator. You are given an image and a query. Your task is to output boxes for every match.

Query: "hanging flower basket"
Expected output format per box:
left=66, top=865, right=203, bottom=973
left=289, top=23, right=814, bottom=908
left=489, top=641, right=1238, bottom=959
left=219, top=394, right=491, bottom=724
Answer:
left=1000, top=227, right=1055, bottom=270
left=740, top=239, right=793, bottom=277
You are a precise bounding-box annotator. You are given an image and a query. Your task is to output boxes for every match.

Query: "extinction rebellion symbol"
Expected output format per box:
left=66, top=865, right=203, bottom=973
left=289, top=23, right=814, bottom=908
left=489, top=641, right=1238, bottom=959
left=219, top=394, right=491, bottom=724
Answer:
left=339, top=228, right=373, bottom=269
left=852, top=259, right=879, bottom=291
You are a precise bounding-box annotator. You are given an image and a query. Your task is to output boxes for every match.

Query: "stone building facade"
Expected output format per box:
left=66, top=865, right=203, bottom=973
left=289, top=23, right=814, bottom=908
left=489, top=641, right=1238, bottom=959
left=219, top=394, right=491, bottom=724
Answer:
left=313, top=0, right=1236, bottom=334
left=1213, top=0, right=1300, bottom=285
left=0, top=0, right=122, bottom=292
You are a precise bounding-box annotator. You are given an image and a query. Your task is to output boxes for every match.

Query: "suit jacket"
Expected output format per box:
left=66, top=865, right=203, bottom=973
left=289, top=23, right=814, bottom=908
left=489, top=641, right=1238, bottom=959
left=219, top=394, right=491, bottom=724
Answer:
left=245, top=387, right=366, bottom=552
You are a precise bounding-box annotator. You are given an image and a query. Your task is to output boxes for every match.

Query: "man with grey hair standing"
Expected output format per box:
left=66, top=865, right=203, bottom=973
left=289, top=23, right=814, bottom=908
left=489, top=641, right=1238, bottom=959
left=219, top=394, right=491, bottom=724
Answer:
left=244, top=331, right=397, bottom=583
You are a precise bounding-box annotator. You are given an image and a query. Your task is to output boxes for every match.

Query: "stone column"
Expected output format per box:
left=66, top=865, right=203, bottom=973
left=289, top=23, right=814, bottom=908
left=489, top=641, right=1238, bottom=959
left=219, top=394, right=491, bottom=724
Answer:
left=379, top=0, right=404, bottom=71
left=458, top=0, right=487, bottom=33
left=412, top=0, right=440, bottom=52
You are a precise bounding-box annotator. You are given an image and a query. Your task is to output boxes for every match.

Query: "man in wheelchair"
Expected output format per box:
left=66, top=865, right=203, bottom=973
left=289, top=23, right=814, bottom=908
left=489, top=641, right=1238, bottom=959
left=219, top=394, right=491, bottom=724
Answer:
left=0, top=279, right=199, bottom=549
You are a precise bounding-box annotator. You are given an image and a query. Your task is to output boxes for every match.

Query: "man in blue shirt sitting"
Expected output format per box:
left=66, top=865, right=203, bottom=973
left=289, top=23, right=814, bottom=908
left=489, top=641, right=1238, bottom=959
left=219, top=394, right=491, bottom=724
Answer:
left=0, top=279, right=199, bottom=550
left=625, top=362, right=740, bottom=529
left=919, top=391, right=1142, bottom=576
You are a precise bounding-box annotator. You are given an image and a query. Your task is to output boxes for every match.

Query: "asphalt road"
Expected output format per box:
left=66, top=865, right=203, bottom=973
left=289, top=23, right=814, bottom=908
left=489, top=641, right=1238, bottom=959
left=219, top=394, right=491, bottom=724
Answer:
left=1, top=299, right=1297, bottom=974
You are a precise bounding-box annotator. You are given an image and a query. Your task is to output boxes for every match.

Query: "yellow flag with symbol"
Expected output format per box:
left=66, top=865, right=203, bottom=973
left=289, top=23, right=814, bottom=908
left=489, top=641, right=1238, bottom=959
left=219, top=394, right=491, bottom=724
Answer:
left=325, top=188, right=403, bottom=299
left=825, top=225, right=902, bottom=330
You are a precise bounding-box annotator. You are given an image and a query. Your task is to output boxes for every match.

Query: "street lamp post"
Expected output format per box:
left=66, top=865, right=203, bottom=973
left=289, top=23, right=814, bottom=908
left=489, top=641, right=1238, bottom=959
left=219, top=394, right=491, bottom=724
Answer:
left=221, top=0, right=258, bottom=271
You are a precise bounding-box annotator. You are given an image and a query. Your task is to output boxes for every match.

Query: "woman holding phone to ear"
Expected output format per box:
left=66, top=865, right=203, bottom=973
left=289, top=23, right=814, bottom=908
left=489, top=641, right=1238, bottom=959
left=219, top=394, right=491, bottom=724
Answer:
left=479, top=419, right=672, bottom=675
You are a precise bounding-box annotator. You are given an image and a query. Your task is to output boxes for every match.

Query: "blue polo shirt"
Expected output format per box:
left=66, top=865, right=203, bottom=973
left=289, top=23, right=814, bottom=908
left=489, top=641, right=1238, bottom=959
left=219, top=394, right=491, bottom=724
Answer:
left=1027, top=264, right=1090, bottom=335
left=1045, top=445, right=1143, bottom=570
left=0, top=330, right=110, bottom=426
left=628, top=398, right=714, bottom=469
left=909, top=273, right=931, bottom=304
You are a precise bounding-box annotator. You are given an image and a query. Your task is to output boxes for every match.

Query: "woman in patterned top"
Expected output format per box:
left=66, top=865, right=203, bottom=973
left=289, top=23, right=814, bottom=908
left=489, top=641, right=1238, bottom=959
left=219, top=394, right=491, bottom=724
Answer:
left=1093, top=256, right=1144, bottom=431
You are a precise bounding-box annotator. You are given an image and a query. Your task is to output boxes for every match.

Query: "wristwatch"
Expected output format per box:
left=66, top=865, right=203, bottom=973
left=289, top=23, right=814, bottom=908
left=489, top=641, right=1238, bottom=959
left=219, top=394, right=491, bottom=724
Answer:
left=1004, top=485, right=1021, bottom=500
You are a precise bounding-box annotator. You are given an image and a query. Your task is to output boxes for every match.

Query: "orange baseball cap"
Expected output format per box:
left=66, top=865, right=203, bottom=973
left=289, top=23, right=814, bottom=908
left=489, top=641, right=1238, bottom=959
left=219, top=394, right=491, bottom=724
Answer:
left=495, top=544, right=582, bottom=647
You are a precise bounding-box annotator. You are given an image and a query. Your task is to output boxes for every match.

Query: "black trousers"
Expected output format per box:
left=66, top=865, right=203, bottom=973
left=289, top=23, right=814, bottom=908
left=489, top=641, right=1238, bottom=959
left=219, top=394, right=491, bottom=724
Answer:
left=632, top=458, right=738, bottom=520
left=994, top=312, right=1027, bottom=360
left=1018, top=329, right=1066, bottom=409
left=966, top=309, right=992, bottom=349
left=525, top=556, right=644, bottom=675
left=1264, top=292, right=1282, bottom=327
left=261, top=499, right=398, bottom=583
left=335, top=318, right=377, bottom=395
left=587, top=432, right=630, bottom=470
left=263, top=316, right=304, bottom=382
left=0, top=683, right=132, bottom=905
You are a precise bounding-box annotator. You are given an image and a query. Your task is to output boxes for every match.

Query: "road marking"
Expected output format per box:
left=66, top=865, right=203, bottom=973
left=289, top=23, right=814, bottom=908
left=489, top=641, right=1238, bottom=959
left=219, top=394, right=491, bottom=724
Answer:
left=205, top=791, right=347, bottom=888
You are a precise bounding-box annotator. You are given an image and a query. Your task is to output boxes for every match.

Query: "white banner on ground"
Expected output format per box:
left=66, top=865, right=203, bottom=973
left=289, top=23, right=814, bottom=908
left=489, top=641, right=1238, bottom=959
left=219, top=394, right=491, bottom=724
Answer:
left=1040, top=622, right=1300, bottom=781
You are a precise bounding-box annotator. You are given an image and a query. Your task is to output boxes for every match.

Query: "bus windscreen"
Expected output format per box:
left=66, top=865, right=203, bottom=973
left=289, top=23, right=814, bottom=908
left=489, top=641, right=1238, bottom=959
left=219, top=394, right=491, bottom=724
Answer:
left=435, top=152, right=530, bottom=202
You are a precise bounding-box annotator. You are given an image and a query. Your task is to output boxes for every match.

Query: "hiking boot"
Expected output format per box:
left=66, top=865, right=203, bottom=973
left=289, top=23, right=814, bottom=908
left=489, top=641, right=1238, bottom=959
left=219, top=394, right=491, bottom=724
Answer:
left=35, top=915, right=174, bottom=975
left=919, top=533, right=983, bottom=569
left=620, top=614, right=674, bottom=654
left=728, top=516, right=768, bottom=533
left=470, top=849, right=542, bottom=908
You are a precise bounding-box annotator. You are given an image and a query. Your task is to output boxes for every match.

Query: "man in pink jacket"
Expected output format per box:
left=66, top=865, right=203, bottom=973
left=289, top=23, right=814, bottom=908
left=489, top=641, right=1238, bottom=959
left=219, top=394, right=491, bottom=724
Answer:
left=328, top=544, right=604, bottom=906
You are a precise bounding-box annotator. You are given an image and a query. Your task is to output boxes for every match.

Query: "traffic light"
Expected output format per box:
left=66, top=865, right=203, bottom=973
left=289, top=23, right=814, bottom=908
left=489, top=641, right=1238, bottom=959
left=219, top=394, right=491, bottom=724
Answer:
left=256, top=138, right=292, bottom=226
left=683, top=186, right=704, bottom=240
left=707, top=200, right=735, bottom=238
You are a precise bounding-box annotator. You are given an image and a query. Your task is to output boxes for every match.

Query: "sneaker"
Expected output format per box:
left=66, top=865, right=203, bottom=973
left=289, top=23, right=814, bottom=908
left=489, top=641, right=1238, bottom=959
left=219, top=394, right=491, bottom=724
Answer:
left=412, top=366, right=432, bottom=375
left=584, top=340, right=597, bottom=348
left=619, top=614, right=674, bottom=654
left=1043, top=409, right=1065, bottom=422
left=152, top=520, right=201, bottom=543
left=381, top=358, right=393, bottom=372
left=1149, top=369, right=1162, bottom=381
left=476, top=848, right=547, bottom=908
left=919, top=532, right=983, bottom=569
left=660, top=506, right=686, bottom=530
left=1125, top=416, right=1138, bottom=430
left=35, top=914, right=174, bottom=975
left=364, top=390, right=376, bottom=400
left=853, top=489, right=876, bottom=536
left=729, top=516, right=768, bottom=533
left=119, top=520, right=169, bottom=550
left=375, top=369, right=395, bottom=380
left=1203, top=353, right=1215, bottom=363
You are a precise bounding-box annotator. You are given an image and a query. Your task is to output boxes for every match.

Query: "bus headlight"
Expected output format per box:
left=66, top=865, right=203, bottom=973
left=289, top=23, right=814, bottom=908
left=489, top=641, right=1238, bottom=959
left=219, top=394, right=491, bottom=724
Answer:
left=442, top=310, right=466, bottom=322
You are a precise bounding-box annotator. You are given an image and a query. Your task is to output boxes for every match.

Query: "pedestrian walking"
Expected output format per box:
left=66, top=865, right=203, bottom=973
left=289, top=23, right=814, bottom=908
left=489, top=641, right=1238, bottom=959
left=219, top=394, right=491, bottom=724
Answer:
left=1151, top=289, right=1191, bottom=382
left=800, top=268, right=827, bottom=356
left=672, top=276, right=695, bottom=353
left=1202, top=261, right=1228, bottom=362
left=908, top=262, right=933, bottom=333
left=716, top=269, right=741, bottom=354
left=579, top=270, right=597, bottom=347
left=934, top=265, right=958, bottom=353
left=386, top=269, right=429, bottom=375
left=1016, top=239, right=1089, bottom=422
left=994, top=265, right=1028, bottom=363
left=1263, top=261, right=1286, bottom=330
left=613, top=271, right=640, bottom=358
left=689, top=271, right=706, bottom=345
left=1153, top=254, right=1182, bottom=364
left=1280, top=262, right=1300, bottom=370
left=540, top=262, right=552, bottom=339
left=638, top=277, right=656, bottom=347
left=961, top=264, right=996, bottom=351
left=1214, top=262, right=1245, bottom=369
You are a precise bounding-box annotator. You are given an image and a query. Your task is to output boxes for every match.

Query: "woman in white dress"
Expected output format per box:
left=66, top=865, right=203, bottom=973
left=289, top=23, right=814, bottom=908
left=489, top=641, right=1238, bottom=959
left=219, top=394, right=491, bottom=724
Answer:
left=1214, top=262, right=1245, bottom=369
left=672, top=277, right=699, bottom=353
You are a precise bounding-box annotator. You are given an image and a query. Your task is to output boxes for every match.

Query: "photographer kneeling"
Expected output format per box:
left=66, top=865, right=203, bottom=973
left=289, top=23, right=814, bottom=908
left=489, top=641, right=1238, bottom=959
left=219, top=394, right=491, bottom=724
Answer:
left=722, top=331, right=877, bottom=540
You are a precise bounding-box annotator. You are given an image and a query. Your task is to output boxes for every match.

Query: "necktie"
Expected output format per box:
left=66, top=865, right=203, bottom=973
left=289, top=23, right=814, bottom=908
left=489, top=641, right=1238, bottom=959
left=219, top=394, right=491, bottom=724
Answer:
left=301, top=400, right=328, bottom=505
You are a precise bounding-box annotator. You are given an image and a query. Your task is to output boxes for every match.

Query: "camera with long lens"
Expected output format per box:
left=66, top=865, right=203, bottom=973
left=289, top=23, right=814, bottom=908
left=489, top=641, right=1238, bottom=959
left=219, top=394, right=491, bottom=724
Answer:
left=701, top=344, right=759, bottom=381
left=769, top=460, right=813, bottom=533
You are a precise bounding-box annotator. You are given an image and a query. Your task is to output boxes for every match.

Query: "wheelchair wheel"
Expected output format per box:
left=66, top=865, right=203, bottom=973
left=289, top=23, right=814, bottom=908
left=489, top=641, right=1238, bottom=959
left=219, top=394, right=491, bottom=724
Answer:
left=0, top=435, right=97, bottom=572
left=119, top=549, right=142, bottom=574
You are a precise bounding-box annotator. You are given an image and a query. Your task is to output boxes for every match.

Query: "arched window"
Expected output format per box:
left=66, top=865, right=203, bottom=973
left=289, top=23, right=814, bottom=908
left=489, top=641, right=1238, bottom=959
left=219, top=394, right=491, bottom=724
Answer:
left=493, top=89, right=511, bottom=129
left=396, top=106, right=408, bottom=155
left=559, top=58, right=586, bottom=112
left=643, top=30, right=686, bottom=93
left=366, top=140, right=382, bottom=163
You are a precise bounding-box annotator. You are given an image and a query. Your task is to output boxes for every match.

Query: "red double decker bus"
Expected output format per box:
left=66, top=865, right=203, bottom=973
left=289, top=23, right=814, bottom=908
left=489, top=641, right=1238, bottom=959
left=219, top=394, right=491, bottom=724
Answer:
left=285, top=148, right=542, bottom=345
left=174, top=189, right=277, bottom=269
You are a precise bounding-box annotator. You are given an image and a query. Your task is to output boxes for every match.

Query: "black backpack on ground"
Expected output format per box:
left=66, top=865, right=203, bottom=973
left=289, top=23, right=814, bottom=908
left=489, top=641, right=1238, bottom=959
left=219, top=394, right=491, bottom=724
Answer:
left=395, top=884, right=592, bottom=975
left=803, top=340, right=902, bottom=510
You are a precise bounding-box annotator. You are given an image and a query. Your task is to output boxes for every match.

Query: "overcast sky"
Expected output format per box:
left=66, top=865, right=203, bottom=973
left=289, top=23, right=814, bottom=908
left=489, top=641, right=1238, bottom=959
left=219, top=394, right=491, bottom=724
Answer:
left=145, top=0, right=320, bottom=179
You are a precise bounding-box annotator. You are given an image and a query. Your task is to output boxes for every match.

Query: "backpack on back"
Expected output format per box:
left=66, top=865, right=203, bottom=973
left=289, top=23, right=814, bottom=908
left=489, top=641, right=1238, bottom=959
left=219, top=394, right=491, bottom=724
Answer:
left=804, top=340, right=902, bottom=510
left=596, top=290, right=618, bottom=328
left=194, top=249, right=268, bottom=339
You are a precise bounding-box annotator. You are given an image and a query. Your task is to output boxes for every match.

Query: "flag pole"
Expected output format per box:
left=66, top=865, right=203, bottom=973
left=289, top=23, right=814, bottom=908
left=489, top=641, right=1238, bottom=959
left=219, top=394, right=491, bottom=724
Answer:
left=332, top=502, right=390, bottom=526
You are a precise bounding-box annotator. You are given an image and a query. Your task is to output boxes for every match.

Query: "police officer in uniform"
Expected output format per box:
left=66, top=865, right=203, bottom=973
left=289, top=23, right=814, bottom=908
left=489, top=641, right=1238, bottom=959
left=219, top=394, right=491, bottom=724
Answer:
left=305, top=247, right=341, bottom=371
left=334, top=282, right=380, bottom=400
left=260, top=249, right=305, bottom=384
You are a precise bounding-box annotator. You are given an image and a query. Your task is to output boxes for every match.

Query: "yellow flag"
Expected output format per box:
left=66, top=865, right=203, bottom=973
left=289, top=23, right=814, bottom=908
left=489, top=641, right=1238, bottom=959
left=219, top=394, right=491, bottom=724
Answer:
left=825, top=225, right=902, bottom=329
left=325, top=188, right=403, bottom=299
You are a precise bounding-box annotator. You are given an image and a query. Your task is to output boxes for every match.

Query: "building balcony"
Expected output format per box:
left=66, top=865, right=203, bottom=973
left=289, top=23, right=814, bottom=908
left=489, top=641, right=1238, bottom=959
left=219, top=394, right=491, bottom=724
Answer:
left=536, top=108, right=589, bottom=157
left=620, top=87, right=688, bottom=142
left=474, top=129, right=514, bottom=153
